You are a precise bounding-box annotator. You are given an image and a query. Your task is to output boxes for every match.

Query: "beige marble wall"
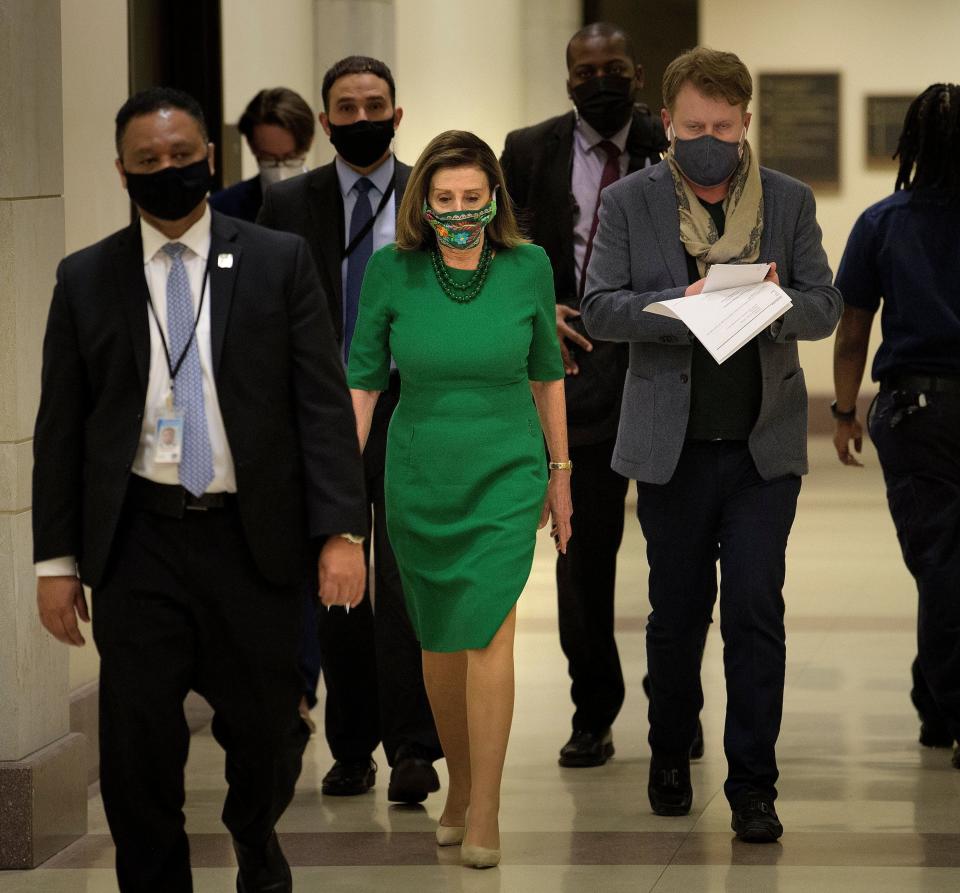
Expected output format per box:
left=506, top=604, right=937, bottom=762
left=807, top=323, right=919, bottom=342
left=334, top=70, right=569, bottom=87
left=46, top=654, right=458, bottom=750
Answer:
left=0, top=2, right=87, bottom=866
left=0, top=0, right=69, bottom=765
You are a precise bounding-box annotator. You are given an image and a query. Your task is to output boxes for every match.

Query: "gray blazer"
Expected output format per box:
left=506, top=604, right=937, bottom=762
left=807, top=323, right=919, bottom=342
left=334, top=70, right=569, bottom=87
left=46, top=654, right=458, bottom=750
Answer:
left=581, top=160, right=842, bottom=484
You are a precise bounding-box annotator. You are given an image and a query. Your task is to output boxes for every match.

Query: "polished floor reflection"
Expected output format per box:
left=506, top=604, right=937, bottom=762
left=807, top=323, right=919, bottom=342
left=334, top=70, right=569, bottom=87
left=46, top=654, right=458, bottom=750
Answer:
left=5, top=437, right=960, bottom=892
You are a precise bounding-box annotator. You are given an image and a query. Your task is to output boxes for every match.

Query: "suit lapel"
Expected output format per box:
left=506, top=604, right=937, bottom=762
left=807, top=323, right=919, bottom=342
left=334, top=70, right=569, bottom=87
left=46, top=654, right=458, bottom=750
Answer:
left=643, top=165, right=689, bottom=288
left=394, top=160, right=411, bottom=210
left=308, top=165, right=345, bottom=315
left=209, top=212, right=242, bottom=376
left=545, top=115, right=576, bottom=278
left=114, top=223, right=151, bottom=392
left=625, top=110, right=667, bottom=174
left=758, top=169, right=774, bottom=259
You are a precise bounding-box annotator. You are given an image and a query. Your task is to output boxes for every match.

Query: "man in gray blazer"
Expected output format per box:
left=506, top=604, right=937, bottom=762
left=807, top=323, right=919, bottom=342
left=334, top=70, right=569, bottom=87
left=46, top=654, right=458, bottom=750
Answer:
left=582, top=47, right=841, bottom=842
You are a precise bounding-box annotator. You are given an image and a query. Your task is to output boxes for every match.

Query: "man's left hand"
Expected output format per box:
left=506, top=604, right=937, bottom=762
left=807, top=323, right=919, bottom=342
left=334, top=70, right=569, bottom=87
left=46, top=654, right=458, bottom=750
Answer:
left=764, top=261, right=781, bottom=287
left=833, top=418, right=864, bottom=467
left=318, top=537, right=366, bottom=609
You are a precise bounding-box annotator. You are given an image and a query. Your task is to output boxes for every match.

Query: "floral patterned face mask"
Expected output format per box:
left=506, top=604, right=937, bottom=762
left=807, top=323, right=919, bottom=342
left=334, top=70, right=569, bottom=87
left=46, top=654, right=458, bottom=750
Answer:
left=423, top=191, right=498, bottom=250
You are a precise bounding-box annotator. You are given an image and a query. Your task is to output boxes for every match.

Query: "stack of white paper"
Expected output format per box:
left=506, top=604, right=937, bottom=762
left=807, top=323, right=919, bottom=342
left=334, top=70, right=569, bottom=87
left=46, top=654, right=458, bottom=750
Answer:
left=643, top=263, right=793, bottom=364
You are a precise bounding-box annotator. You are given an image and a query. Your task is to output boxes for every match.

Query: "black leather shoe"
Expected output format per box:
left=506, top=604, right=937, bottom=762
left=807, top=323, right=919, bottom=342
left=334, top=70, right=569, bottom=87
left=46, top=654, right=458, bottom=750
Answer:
left=648, top=761, right=692, bottom=816
left=234, top=831, right=291, bottom=893
left=919, top=721, right=954, bottom=748
left=731, top=795, right=783, bottom=843
left=558, top=729, right=615, bottom=767
left=388, top=749, right=441, bottom=803
left=952, top=747, right=960, bottom=770
left=321, top=758, right=376, bottom=796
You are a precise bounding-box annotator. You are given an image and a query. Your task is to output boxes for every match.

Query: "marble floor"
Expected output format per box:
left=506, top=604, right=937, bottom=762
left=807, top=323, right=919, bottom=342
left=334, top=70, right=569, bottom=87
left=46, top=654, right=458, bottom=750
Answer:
left=4, top=437, right=960, bottom=892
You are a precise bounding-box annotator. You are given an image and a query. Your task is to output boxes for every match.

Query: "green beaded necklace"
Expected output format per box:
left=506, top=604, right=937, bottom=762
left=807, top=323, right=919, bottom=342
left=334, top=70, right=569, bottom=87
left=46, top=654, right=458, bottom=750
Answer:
left=430, top=241, right=494, bottom=304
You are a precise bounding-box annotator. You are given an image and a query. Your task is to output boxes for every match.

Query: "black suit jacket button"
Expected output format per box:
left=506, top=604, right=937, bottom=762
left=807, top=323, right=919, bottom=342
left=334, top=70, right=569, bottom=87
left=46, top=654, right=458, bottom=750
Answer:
left=680, top=373, right=689, bottom=384
left=660, top=335, right=676, bottom=344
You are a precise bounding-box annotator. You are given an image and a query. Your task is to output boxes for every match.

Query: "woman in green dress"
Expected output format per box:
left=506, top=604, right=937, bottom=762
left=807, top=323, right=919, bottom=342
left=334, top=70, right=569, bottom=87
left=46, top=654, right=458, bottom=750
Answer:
left=348, top=131, right=572, bottom=868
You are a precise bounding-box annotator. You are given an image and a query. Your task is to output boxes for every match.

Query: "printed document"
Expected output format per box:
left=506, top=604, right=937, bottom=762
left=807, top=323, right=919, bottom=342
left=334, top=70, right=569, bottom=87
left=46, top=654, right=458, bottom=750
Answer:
left=644, top=264, right=793, bottom=364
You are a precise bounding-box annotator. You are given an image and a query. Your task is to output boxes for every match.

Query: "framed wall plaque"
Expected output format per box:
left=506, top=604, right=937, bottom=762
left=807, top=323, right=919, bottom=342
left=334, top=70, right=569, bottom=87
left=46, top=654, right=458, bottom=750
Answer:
left=866, top=95, right=913, bottom=165
left=758, top=73, right=840, bottom=189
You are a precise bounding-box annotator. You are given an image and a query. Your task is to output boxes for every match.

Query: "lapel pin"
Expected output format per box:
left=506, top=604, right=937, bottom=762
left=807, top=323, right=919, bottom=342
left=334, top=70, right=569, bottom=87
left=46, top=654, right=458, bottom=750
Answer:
left=217, top=253, right=234, bottom=269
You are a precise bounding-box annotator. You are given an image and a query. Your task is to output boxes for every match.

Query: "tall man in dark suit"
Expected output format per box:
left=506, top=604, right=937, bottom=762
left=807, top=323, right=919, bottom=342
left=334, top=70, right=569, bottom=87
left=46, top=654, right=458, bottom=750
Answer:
left=259, top=56, right=442, bottom=803
left=33, top=87, right=367, bottom=892
left=500, top=23, right=674, bottom=769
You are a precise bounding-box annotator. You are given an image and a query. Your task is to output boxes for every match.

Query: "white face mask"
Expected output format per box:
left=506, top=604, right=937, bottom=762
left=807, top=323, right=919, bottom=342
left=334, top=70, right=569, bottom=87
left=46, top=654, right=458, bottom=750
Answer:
left=258, top=157, right=307, bottom=187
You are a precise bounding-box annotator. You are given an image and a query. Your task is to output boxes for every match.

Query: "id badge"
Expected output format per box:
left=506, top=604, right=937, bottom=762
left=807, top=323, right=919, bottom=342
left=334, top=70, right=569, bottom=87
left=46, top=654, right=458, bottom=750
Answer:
left=154, top=410, right=184, bottom=465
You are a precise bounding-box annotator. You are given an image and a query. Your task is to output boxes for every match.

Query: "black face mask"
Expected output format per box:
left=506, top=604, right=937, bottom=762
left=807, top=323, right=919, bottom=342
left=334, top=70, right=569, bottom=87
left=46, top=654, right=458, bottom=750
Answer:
left=124, top=158, right=212, bottom=221
left=571, top=75, right=635, bottom=138
left=328, top=118, right=395, bottom=168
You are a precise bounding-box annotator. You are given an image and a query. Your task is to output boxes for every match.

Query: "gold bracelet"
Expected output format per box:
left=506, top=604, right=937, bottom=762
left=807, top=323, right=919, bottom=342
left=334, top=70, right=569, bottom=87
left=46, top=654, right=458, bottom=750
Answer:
left=338, top=532, right=365, bottom=545
left=548, top=460, right=573, bottom=471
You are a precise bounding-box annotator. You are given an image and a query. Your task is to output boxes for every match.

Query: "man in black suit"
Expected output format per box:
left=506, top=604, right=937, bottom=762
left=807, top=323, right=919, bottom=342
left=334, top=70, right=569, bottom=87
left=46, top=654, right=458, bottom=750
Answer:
left=258, top=56, right=442, bottom=803
left=210, top=87, right=315, bottom=223
left=33, top=87, right=367, bottom=893
left=502, top=23, right=703, bottom=768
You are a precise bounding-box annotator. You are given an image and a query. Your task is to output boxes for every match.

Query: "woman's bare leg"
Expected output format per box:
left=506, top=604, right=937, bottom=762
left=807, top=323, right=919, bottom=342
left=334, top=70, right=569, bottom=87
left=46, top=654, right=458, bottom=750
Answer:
left=422, top=649, right=470, bottom=827
left=463, top=607, right=517, bottom=850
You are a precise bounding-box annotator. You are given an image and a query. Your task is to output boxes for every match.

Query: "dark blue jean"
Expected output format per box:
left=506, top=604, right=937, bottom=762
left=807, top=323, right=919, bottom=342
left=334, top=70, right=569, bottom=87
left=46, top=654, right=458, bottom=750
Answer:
left=636, top=441, right=800, bottom=805
left=869, top=387, right=960, bottom=741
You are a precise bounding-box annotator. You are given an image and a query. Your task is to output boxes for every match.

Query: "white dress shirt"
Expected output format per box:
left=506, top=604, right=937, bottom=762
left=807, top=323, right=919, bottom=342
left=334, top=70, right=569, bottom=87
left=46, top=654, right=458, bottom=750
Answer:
left=36, top=207, right=236, bottom=578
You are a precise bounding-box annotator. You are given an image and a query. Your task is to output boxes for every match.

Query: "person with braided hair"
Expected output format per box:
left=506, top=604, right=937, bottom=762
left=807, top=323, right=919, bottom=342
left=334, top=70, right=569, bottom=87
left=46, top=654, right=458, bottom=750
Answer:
left=833, top=83, right=960, bottom=769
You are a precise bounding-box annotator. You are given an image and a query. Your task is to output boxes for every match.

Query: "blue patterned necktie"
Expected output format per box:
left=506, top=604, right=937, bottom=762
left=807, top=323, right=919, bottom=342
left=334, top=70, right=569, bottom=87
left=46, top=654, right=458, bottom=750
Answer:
left=163, top=242, right=214, bottom=496
left=344, top=176, right=375, bottom=363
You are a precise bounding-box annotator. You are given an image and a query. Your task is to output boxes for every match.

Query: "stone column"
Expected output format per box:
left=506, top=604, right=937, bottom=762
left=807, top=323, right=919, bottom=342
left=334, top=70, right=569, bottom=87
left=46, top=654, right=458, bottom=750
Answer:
left=312, top=0, right=397, bottom=166
left=0, top=0, right=87, bottom=870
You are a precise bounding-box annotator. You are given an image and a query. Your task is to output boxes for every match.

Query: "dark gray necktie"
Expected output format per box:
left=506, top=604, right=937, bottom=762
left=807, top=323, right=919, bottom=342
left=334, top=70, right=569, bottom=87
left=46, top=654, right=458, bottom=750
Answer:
left=344, top=176, right=374, bottom=364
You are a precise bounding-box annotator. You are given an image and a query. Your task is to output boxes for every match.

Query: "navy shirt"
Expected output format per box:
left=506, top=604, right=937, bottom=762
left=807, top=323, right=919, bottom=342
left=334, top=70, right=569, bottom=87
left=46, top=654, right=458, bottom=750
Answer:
left=835, top=189, right=960, bottom=381
left=208, top=176, right=263, bottom=223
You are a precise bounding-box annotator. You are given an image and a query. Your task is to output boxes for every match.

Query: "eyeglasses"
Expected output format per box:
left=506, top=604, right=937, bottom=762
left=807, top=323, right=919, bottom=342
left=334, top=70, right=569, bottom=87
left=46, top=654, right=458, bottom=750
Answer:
left=256, top=156, right=307, bottom=168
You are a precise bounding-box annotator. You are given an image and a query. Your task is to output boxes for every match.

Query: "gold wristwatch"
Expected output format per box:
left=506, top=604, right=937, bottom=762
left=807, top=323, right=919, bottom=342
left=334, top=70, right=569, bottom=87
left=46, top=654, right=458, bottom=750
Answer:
left=548, top=460, right=573, bottom=471
left=338, top=532, right=365, bottom=545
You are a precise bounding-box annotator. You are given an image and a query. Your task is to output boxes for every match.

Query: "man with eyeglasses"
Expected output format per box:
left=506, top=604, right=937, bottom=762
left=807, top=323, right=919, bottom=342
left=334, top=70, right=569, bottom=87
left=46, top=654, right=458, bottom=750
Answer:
left=210, top=87, right=315, bottom=223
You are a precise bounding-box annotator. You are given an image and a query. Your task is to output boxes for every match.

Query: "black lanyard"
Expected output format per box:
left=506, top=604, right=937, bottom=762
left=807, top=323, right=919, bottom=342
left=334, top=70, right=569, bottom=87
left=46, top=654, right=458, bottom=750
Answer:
left=145, top=260, right=211, bottom=385
left=343, top=174, right=396, bottom=259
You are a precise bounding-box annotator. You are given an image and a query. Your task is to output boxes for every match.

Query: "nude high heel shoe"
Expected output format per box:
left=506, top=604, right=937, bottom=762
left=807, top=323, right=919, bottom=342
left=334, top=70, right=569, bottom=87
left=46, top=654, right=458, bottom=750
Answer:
left=435, top=824, right=465, bottom=846
left=460, top=843, right=501, bottom=868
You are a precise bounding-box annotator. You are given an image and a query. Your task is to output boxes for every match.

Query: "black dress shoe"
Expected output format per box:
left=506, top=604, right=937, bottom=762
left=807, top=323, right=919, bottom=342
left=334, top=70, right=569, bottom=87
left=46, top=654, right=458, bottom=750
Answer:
left=321, top=758, right=376, bottom=796
left=388, top=749, right=441, bottom=803
left=731, top=795, right=783, bottom=843
left=648, top=761, right=692, bottom=816
left=952, top=746, right=960, bottom=770
left=558, top=729, right=615, bottom=767
left=919, top=721, right=954, bottom=748
left=233, top=831, right=291, bottom=893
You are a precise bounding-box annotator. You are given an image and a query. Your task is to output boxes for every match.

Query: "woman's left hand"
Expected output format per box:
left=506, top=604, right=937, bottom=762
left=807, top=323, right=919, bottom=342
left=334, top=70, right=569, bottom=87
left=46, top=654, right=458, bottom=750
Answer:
left=539, top=472, right=573, bottom=554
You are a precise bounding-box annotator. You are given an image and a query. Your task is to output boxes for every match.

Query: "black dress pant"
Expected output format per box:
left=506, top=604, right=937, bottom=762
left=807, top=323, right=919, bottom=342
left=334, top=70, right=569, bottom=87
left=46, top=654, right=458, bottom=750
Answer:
left=556, top=437, right=629, bottom=733
left=317, top=374, right=441, bottom=766
left=93, top=495, right=308, bottom=893
left=636, top=442, right=800, bottom=804
left=869, top=386, right=960, bottom=741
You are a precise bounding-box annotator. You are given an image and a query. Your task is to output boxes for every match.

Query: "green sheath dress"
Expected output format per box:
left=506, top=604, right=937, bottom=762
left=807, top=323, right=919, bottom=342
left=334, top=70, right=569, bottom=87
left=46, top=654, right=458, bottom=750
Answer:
left=347, top=242, right=564, bottom=652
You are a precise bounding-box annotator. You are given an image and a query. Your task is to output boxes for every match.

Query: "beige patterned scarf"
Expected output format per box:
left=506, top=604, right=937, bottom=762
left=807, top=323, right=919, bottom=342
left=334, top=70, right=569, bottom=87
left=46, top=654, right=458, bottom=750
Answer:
left=666, top=140, right=764, bottom=278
